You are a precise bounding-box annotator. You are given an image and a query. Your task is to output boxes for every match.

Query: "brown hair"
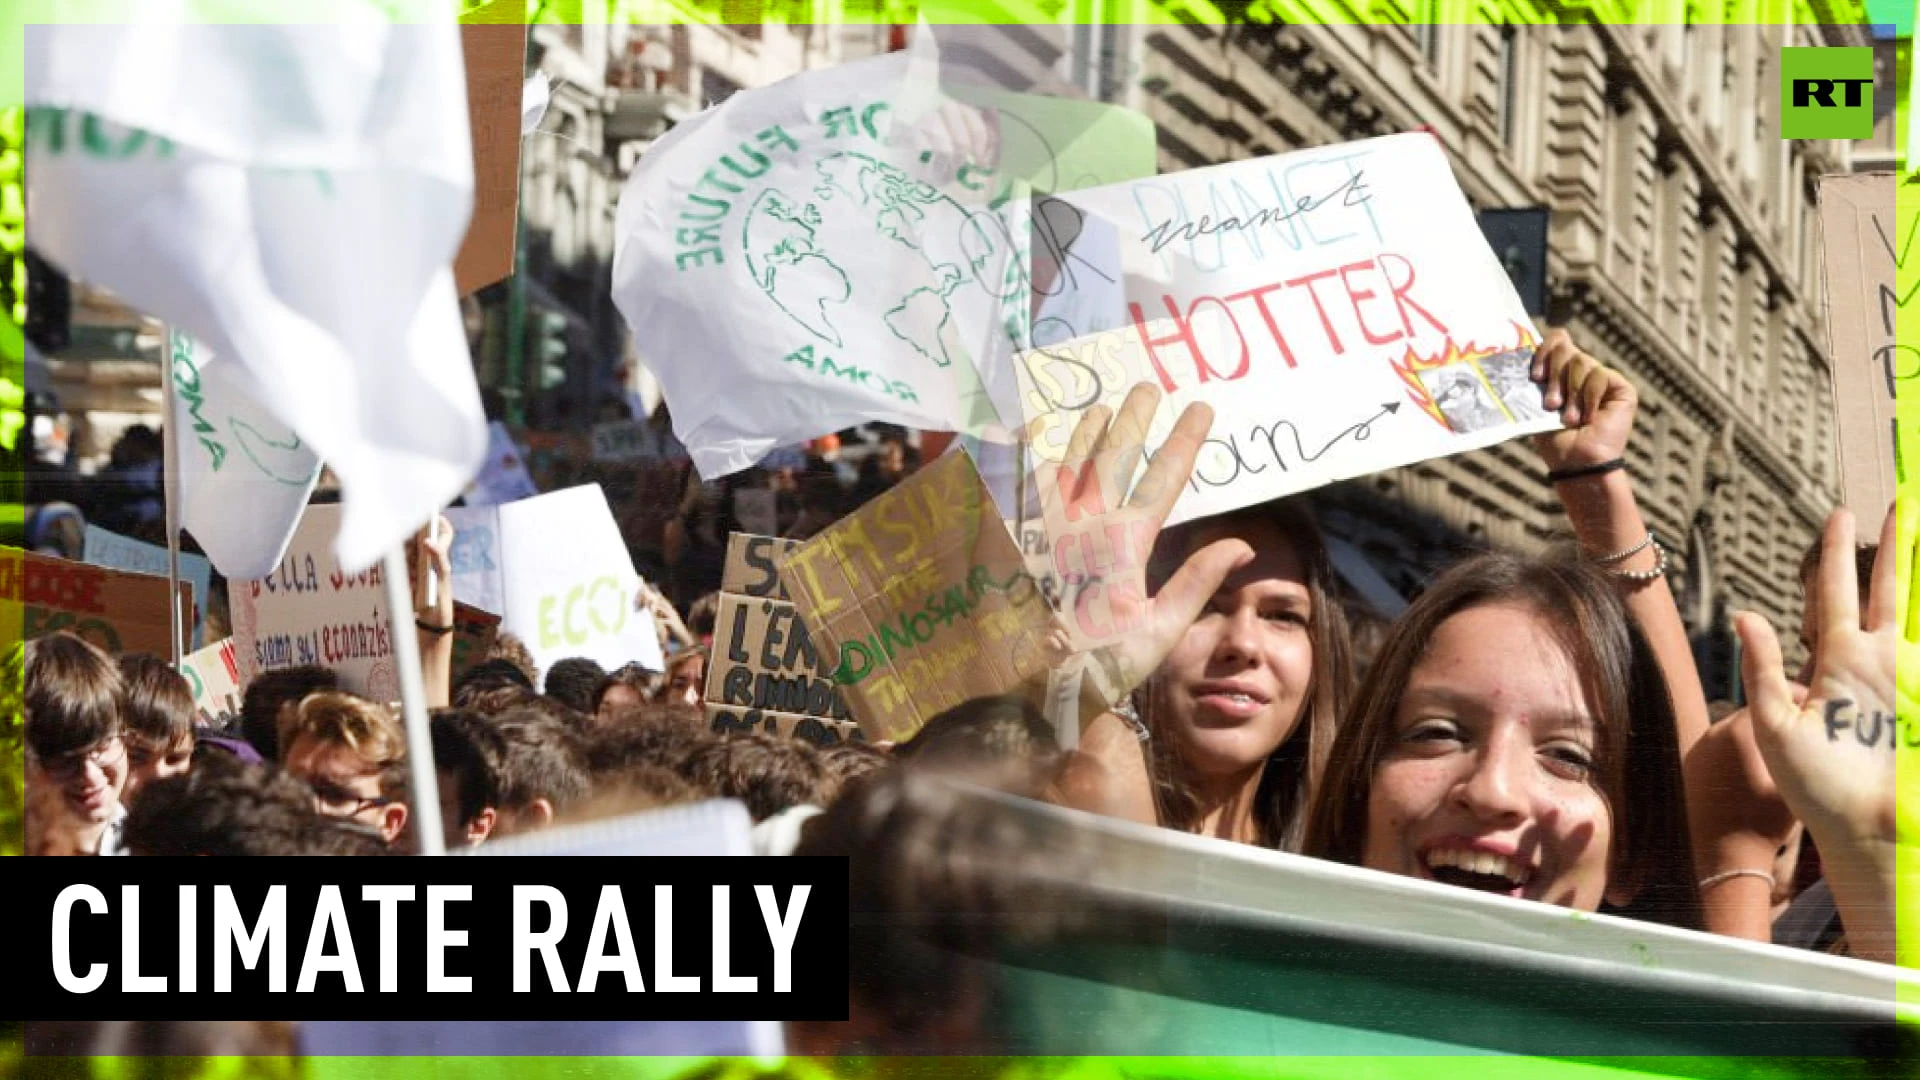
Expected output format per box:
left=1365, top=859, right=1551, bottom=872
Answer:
left=684, top=731, right=828, bottom=821
left=486, top=706, right=591, bottom=815
left=123, top=755, right=387, bottom=856
left=116, top=653, right=195, bottom=756
left=1303, top=552, right=1702, bottom=929
left=24, top=631, right=123, bottom=761
left=483, top=631, right=540, bottom=687
left=278, top=691, right=408, bottom=797
left=583, top=702, right=716, bottom=779
left=1139, top=499, right=1354, bottom=851
left=239, top=664, right=339, bottom=761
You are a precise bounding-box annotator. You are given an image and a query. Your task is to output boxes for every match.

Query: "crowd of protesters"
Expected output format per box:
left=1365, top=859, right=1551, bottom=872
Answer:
left=16, top=331, right=1912, bottom=1054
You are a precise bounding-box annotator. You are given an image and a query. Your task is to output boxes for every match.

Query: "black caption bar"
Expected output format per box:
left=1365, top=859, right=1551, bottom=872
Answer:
left=13, top=857, right=848, bottom=1021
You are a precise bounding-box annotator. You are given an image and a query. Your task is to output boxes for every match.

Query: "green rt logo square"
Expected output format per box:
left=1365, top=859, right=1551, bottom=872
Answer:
left=1780, top=47, right=1876, bottom=139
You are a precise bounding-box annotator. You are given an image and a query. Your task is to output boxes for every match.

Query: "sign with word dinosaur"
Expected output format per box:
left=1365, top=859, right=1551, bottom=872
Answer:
left=1816, top=173, right=1908, bottom=523
left=779, top=451, right=1063, bottom=743
left=1019, top=132, right=1555, bottom=529
left=703, top=533, right=855, bottom=733
left=1, top=548, right=191, bottom=660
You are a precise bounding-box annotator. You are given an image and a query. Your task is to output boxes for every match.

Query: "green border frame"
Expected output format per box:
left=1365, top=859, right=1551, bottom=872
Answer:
left=0, top=1, right=1912, bottom=1075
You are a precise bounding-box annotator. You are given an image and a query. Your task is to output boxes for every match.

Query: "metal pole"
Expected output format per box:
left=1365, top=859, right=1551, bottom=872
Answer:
left=160, top=327, right=186, bottom=666
left=382, top=542, right=446, bottom=856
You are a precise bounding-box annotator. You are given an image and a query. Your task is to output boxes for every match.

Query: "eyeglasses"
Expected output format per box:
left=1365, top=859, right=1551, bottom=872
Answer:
left=35, top=734, right=126, bottom=781
left=308, top=778, right=396, bottom=818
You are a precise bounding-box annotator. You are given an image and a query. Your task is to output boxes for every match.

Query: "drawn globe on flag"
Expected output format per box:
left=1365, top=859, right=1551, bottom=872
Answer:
left=741, top=150, right=1018, bottom=374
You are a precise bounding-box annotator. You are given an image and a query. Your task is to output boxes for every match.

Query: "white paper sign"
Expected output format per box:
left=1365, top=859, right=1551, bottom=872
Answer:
left=230, top=503, right=400, bottom=703
left=495, top=484, right=665, bottom=681
left=443, top=504, right=504, bottom=616
left=1020, top=133, right=1554, bottom=526
left=83, top=523, right=214, bottom=648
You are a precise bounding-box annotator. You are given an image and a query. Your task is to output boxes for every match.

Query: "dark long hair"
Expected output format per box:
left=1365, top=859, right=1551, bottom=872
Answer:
left=1139, top=499, right=1354, bottom=852
left=1303, top=552, right=1702, bottom=929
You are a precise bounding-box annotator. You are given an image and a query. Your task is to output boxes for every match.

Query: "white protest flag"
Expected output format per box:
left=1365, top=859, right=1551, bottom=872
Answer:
left=610, top=36, right=1030, bottom=478
left=164, top=329, right=320, bottom=580
left=1019, top=133, right=1557, bottom=528
left=23, top=15, right=486, bottom=573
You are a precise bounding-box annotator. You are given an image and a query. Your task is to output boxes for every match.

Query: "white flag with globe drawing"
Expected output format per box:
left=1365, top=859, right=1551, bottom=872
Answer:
left=610, top=42, right=1032, bottom=479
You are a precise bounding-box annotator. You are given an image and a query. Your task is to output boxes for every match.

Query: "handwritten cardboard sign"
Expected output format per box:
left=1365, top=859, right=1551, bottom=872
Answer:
left=179, top=637, right=242, bottom=729
left=705, top=703, right=865, bottom=749
left=83, top=524, right=213, bottom=648
left=230, top=504, right=400, bottom=702
left=778, top=452, right=1063, bottom=743
left=1022, top=133, right=1552, bottom=528
left=1816, top=173, right=1907, bottom=522
left=452, top=13, right=526, bottom=296
left=495, top=484, right=665, bottom=683
left=702, top=533, right=855, bottom=730
left=1, top=547, right=192, bottom=659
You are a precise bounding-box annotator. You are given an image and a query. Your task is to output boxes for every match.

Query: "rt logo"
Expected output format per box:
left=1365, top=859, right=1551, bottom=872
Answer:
left=1779, top=47, right=1876, bottom=140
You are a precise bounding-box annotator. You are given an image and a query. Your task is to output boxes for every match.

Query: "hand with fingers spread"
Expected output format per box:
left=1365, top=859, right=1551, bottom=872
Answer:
left=1734, top=500, right=1914, bottom=965
left=1527, top=328, right=1638, bottom=474
left=1030, top=382, right=1251, bottom=700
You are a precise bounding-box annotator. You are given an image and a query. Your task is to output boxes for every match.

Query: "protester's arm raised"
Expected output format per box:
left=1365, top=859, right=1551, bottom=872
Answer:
left=1530, top=332, right=1710, bottom=759
left=1735, top=502, right=1913, bottom=967
left=409, top=515, right=455, bottom=710
left=1034, top=384, right=1249, bottom=824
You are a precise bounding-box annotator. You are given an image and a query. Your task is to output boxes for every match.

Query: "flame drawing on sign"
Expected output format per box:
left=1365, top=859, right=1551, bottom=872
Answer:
left=1389, top=323, right=1539, bottom=432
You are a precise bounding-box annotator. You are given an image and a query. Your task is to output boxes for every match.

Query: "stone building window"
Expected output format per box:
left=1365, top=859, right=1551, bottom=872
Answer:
left=1409, top=0, right=1441, bottom=68
left=1497, top=26, right=1519, bottom=148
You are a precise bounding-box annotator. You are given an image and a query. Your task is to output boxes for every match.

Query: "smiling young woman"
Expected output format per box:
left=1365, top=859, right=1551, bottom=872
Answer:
left=1303, top=554, right=1702, bottom=928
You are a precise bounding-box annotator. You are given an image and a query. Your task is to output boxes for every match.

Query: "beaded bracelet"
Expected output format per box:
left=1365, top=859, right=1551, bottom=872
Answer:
left=1587, top=530, right=1654, bottom=565
left=1604, top=535, right=1669, bottom=583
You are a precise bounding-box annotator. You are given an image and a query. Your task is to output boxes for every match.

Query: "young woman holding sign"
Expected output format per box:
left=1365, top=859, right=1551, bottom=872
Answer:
left=1056, top=331, right=1713, bottom=864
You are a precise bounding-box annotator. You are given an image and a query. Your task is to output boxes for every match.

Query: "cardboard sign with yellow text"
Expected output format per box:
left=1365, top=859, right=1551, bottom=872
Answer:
left=778, top=452, right=1064, bottom=743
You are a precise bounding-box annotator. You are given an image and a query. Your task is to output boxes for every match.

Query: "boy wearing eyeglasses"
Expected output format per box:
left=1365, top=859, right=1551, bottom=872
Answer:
left=279, top=691, right=411, bottom=848
left=23, top=632, right=131, bottom=856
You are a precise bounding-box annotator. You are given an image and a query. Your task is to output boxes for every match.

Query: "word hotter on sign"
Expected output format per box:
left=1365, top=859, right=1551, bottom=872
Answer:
left=1780, top=48, right=1877, bottom=140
